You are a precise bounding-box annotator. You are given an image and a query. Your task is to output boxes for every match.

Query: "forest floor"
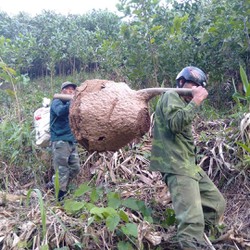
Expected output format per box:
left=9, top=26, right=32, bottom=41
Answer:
left=0, top=117, right=249, bottom=250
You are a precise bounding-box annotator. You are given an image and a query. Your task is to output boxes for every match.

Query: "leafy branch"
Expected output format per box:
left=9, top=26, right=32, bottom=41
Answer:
left=0, top=56, right=22, bottom=122
left=232, top=65, right=250, bottom=108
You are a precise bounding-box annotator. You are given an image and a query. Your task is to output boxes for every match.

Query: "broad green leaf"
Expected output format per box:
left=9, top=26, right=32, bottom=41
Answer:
left=90, top=207, right=105, bottom=218
left=122, top=198, right=151, bottom=217
left=90, top=206, right=117, bottom=218
left=107, top=192, right=121, bottom=209
left=90, top=188, right=99, bottom=203
left=85, top=202, right=95, bottom=211
left=106, top=214, right=120, bottom=231
left=137, top=200, right=152, bottom=217
left=73, top=183, right=92, bottom=197
left=144, top=216, right=153, bottom=224
left=122, top=198, right=140, bottom=210
left=117, top=241, right=135, bottom=250
left=119, top=210, right=129, bottom=223
left=63, top=200, right=85, bottom=213
left=103, top=207, right=117, bottom=217
left=121, top=223, right=138, bottom=238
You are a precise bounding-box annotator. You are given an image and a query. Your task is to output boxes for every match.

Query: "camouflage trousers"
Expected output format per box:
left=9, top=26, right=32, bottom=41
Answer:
left=164, top=169, right=226, bottom=249
left=52, top=140, right=80, bottom=191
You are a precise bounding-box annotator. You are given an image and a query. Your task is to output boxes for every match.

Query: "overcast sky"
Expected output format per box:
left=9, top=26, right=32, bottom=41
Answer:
left=0, top=0, right=120, bottom=16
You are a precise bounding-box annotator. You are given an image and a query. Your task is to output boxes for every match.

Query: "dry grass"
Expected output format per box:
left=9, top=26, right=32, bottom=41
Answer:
left=0, top=116, right=250, bottom=250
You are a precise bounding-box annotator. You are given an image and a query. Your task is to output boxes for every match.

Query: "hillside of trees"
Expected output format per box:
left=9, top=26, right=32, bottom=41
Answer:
left=0, top=0, right=249, bottom=249
left=1, top=0, right=249, bottom=91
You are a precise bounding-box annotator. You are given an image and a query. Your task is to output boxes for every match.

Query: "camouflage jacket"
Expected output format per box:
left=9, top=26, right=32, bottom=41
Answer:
left=149, top=90, right=202, bottom=179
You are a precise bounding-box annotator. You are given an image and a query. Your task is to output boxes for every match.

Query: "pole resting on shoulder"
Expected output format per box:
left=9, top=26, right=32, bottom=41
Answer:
left=53, top=87, right=192, bottom=101
left=53, top=94, right=73, bottom=101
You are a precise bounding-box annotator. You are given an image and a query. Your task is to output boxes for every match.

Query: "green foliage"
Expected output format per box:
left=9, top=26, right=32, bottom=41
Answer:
left=26, top=189, right=47, bottom=239
left=0, top=59, right=36, bottom=166
left=121, top=222, right=138, bottom=237
left=62, top=183, right=157, bottom=247
left=73, top=183, right=92, bottom=197
left=233, top=65, right=250, bottom=108
left=237, top=142, right=250, bottom=154
left=107, top=191, right=122, bottom=209
left=0, top=0, right=250, bottom=97
left=162, top=208, right=176, bottom=227
left=1, top=4, right=250, bottom=248
left=0, top=10, right=121, bottom=81
left=64, top=200, right=85, bottom=213
left=122, top=197, right=152, bottom=218
left=236, top=142, right=250, bottom=171
left=117, top=241, right=135, bottom=250
left=0, top=119, right=34, bottom=164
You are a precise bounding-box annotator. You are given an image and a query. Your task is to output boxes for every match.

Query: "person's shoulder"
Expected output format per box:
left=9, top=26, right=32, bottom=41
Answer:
left=158, top=91, right=180, bottom=107
left=51, top=98, right=63, bottom=109
left=162, top=90, right=179, bottom=99
left=52, top=98, right=62, bottom=104
left=165, top=89, right=179, bottom=95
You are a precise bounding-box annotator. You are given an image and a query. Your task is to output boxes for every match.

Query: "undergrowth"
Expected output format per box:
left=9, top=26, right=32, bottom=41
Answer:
left=0, top=65, right=250, bottom=249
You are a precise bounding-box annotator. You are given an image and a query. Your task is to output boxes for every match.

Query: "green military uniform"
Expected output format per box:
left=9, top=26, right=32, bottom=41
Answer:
left=150, top=91, right=226, bottom=249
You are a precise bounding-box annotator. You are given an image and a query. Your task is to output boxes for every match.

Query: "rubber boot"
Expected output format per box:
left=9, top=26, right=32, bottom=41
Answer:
left=57, top=190, right=67, bottom=201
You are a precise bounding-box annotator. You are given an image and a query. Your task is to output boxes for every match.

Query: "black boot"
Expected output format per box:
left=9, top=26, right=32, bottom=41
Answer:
left=57, top=190, right=67, bottom=201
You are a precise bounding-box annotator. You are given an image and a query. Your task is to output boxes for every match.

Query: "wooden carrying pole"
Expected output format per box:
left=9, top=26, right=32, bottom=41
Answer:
left=53, top=87, right=192, bottom=100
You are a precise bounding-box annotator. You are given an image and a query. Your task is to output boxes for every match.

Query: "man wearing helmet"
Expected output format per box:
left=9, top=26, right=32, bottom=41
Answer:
left=150, top=66, right=226, bottom=249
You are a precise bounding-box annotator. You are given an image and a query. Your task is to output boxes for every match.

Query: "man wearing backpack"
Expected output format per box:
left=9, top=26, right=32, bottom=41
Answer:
left=48, top=81, right=80, bottom=201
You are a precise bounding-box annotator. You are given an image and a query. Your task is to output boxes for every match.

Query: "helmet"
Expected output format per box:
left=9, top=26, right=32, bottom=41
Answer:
left=61, top=81, right=77, bottom=90
left=176, top=66, right=207, bottom=87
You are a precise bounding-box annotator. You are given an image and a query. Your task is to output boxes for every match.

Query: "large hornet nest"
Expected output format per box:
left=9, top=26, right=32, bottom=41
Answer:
left=54, top=79, right=191, bottom=152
